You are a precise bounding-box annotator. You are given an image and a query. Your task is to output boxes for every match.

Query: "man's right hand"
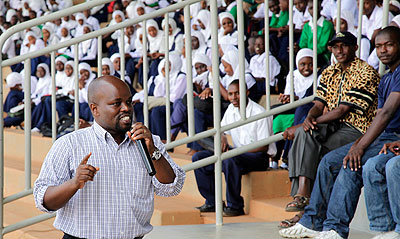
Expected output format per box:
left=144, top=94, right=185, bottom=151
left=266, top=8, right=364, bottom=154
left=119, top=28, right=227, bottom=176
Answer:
left=302, top=115, right=317, bottom=132
left=73, top=153, right=99, bottom=189
left=379, top=141, right=400, bottom=155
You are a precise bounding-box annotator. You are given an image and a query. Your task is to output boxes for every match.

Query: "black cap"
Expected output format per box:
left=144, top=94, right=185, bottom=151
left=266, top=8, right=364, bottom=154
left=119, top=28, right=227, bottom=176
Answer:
left=328, top=32, right=357, bottom=46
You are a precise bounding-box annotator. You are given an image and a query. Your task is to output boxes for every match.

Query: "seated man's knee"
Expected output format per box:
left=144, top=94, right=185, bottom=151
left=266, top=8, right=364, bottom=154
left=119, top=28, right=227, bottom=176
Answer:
left=386, top=156, right=400, bottom=178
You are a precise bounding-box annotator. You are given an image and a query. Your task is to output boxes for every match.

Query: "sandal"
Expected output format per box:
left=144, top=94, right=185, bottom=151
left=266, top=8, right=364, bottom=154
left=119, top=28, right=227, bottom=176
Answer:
left=285, top=195, right=310, bottom=212
left=278, top=212, right=304, bottom=228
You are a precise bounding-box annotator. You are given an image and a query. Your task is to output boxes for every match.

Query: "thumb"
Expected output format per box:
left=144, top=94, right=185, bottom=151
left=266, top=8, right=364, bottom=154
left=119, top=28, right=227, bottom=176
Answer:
left=80, top=152, right=92, bottom=165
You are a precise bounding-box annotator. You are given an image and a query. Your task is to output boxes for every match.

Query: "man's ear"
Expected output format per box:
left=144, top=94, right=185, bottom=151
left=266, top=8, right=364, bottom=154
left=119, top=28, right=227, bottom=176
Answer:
left=89, top=103, right=99, bottom=117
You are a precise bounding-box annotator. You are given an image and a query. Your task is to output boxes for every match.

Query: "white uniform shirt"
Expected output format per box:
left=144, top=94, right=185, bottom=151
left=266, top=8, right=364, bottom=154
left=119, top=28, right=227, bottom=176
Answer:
left=221, top=100, right=277, bottom=156
left=249, top=52, right=281, bottom=86
left=362, top=6, right=393, bottom=40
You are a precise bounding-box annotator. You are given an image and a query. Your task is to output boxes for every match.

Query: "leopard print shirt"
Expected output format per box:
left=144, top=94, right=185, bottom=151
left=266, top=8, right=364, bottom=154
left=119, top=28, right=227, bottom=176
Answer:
left=315, top=57, right=380, bottom=133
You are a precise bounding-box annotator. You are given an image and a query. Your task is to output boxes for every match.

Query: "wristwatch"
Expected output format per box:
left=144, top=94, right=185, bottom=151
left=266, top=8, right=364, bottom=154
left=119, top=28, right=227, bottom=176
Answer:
left=151, top=147, right=162, bottom=161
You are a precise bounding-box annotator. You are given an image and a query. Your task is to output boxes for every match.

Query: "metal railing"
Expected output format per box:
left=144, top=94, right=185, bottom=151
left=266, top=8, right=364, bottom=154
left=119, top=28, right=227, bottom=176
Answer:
left=0, top=0, right=391, bottom=236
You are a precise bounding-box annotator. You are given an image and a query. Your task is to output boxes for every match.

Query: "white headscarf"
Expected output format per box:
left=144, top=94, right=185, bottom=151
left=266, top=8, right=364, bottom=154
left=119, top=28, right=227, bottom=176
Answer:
left=219, top=12, right=236, bottom=29
left=193, top=53, right=211, bottom=67
left=6, top=9, right=17, bottom=23
left=191, top=31, right=208, bottom=56
left=135, top=28, right=144, bottom=55
left=195, top=9, right=211, bottom=41
left=221, top=49, right=253, bottom=89
left=32, top=63, right=52, bottom=105
left=162, top=18, right=181, bottom=38
left=102, top=58, right=116, bottom=75
left=6, top=72, right=23, bottom=88
left=295, top=48, right=313, bottom=69
left=285, top=48, right=315, bottom=99
left=126, top=2, right=137, bottom=19
left=112, top=10, right=125, bottom=22
left=110, top=53, right=120, bottom=65
left=333, top=10, right=356, bottom=36
left=134, top=2, right=146, bottom=17
left=55, top=56, right=68, bottom=66
left=147, top=19, right=163, bottom=53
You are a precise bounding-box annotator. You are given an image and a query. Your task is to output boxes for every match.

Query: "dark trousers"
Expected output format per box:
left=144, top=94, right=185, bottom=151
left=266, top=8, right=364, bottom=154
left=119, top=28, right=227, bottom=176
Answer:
left=192, top=150, right=268, bottom=209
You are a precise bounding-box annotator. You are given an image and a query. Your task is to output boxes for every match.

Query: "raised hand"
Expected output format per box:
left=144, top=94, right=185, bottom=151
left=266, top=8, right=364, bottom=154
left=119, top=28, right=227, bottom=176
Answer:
left=73, top=153, right=99, bottom=189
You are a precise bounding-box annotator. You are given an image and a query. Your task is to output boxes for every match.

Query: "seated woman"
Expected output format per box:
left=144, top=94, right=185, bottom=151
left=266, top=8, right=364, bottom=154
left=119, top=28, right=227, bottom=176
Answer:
left=55, top=60, right=75, bottom=118
left=19, top=31, right=46, bottom=76
left=31, top=63, right=52, bottom=132
left=145, top=19, right=164, bottom=79
left=3, top=72, right=25, bottom=128
left=192, top=9, right=211, bottom=47
left=133, top=53, right=186, bottom=142
left=218, top=12, right=239, bottom=46
left=110, top=53, right=135, bottom=94
left=77, top=24, right=98, bottom=66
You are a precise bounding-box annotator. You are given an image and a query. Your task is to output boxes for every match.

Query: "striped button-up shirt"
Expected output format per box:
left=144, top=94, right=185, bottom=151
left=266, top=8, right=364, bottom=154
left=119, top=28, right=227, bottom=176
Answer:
left=34, top=122, right=185, bottom=239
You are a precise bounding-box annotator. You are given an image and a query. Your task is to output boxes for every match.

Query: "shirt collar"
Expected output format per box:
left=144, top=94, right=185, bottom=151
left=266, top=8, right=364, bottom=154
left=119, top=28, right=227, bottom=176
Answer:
left=308, top=16, right=325, bottom=28
left=332, top=57, right=361, bottom=74
left=92, top=121, right=131, bottom=145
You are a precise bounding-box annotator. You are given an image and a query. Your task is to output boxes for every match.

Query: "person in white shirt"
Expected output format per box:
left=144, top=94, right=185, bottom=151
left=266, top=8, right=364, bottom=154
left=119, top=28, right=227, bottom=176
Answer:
left=249, top=35, right=281, bottom=93
left=56, top=60, right=76, bottom=118
left=76, top=24, right=98, bottom=66
left=218, top=12, right=239, bottom=46
left=82, top=9, right=100, bottom=31
left=361, top=0, right=393, bottom=44
left=192, top=79, right=276, bottom=216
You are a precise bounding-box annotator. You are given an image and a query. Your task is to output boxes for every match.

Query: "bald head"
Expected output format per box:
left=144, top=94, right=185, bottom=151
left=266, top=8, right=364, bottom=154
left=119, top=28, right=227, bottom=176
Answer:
left=88, top=75, right=130, bottom=105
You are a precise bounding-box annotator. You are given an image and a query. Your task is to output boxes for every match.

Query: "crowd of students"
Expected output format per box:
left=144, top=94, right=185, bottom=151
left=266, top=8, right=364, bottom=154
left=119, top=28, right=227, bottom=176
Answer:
left=2, top=0, right=400, bottom=238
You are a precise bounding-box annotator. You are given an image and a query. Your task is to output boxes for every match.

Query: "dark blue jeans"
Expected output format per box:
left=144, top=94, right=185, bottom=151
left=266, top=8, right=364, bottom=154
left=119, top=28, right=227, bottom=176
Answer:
left=299, top=132, right=400, bottom=238
left=192, top=150, right=268, bottom=209
left=363, top=153, right=400, bottom=233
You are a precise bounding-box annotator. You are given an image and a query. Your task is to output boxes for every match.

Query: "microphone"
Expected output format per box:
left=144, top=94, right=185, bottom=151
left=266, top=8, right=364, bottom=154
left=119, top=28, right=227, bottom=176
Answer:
left=136, top=138, right=156, bottom=176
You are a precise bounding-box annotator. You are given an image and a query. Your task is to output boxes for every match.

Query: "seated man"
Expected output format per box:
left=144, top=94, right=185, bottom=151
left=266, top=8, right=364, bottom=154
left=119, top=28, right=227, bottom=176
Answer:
left=279, top=26, right=400, bottom=239
left=192, top=80, right=277, bottom=216
left=283, top=32, right=380, bottom=216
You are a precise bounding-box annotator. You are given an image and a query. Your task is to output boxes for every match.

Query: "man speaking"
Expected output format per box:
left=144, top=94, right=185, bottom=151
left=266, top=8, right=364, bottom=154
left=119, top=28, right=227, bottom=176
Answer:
left=34, top=76, right=186, bottom=239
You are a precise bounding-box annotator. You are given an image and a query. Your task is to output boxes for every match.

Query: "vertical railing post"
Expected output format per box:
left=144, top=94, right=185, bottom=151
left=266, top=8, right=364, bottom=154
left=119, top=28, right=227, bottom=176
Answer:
left=98, top=36, right=102, bottom=76
left=379, top=0, right=390, bottom=75
left=50, top=52, right=57, bottom=143
left=120, top=28, right=126, bottom=81
left=264, top=0, right=271, bottom=110
left=289, top=0, right=295, bottom=103
left=237, top=0, right=246, bottom=120
left=335, top=0, right=342, bottom=33
left=210, top=0, right=223, bottom=226
left=312, top=0, right=318, bottom=94
left=142, top=20, right=150, bottom=127
left=356, top=0, right=364, bottom=58
left=74, top=44, right=79, bottom=130
left=164, top=13, right=171, bottom=143
left=184, top=5, right=195, bottom=137
left=24, top=60, right=32, bottom=190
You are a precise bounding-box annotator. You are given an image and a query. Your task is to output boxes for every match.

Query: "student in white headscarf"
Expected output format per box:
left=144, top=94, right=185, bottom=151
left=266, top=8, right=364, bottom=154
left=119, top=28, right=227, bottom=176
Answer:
left=110, top=53, right=132, bottom=85
left=147, top=19, right=163, bottom=54
left=280, top=48, right=318, bottom=103
left=249, top=35, right=281, bottom=91
left=160, top=18, right=183, bottom=55
left=75, top=62, right=96, bottom=122
left=192, top=9, right=211, bottom=46
left=19, top=31, right=47, bottom=76
left=3, top=72, right=25, bottom=127
left=61, top=15, right=77, bottom=34
left=180, top=31, right=211, bottom=75
left=42, top=23, right=60, bottom=47
left=56, top=60, right=76, bottom=118
left=76, top=24, right=98, bottom=66
left=220, top=49, right=259, bottom=101
left=57, top=23, right=73, bottom=56
left=218, top=12, right=238, bottom=46
left=101, top=58, right=116, bottom=76
left=74, top=13, right=88, bottom=37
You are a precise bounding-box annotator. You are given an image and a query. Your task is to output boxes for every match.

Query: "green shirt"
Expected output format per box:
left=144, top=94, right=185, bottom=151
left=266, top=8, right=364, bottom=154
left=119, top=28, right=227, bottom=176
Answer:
left=299, top=18, right=334, bottom=63
left=270, top=10, right=289, bottom=28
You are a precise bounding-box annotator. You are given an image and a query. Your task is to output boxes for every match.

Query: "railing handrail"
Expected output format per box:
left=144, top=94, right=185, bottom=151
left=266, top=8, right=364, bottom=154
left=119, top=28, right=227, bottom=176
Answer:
left=1, top=0, right=202, bottom=67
